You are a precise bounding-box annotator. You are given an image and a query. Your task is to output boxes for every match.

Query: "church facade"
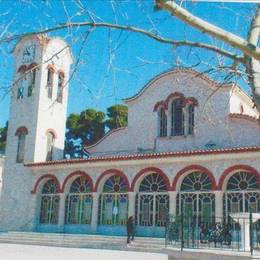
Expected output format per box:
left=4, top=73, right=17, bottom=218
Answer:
left=0, top=35, right=260, bottom=237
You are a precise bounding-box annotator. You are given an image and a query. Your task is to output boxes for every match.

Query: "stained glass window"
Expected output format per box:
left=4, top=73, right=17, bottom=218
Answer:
left=103, top=175, right=128, bottom=193
left=225, top=171, right=260, bottom=215
left=227, top=171, right=259, bottom=191
left=181, top=172, right=212, bottom=191
left=178, top=172, right=214, bottom=220
left=40, top=179, right=60, bottom=224
left=137, top=173, right=169, bottom=227
left=99, top=175, right=128, bottom=225
left=66, top=176, right=92, bottom=225
left=139, top=173, right=167, bottom=192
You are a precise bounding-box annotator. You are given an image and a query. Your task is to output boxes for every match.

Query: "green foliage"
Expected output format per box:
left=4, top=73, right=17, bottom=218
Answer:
left=65, top=105, right=128, bottom=158
left=0, top=121, right=8, bottom=152
left=105, top=105, right=128, bottom=130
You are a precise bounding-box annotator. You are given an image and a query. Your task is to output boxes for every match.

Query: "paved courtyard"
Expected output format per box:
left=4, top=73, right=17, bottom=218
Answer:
left=0, top=243, right=167, bottom=260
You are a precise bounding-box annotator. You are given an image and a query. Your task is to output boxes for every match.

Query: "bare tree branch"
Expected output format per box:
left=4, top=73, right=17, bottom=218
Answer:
left=0, top=21, right=244, bottom=63
left=156, top=0, right=260, bottom=61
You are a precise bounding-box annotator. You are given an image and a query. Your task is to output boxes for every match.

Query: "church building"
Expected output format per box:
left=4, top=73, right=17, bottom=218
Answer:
left=0, top=35, right=260, bottom=238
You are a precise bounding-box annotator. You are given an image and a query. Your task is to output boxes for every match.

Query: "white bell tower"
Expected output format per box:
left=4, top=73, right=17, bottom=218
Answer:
left=0, top=34, right=73, bottom=230
left=6, top=35, right=73, bottom=163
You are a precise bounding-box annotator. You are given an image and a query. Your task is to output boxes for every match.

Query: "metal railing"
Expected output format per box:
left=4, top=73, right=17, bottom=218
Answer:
left=165, top=212, right=259, bottom=254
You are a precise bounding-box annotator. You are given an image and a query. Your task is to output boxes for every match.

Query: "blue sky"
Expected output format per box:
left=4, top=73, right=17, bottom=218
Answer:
left=0, top=0, right=257, bottom=127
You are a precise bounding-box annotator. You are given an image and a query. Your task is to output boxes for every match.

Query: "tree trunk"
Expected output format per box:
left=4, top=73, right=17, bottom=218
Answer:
left=246, top=4, right=260, bottom=114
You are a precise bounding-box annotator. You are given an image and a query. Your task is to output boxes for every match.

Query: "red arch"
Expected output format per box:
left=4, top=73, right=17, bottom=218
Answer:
left=218, top=165, right=260, bottom=190
left=172, top=165, right=217, bottom=191
left=165, top=92, right=185, bottom=109
left=46, top=128, right=57, bottom=139
left=27, top=62, right=38, bottom=70
left=15, top=126, right=28, bottom=136
left=185, top=97, right=198, bottom=106
left=17, top=65, right=27, bottom=73
left=61, top=171, right=94, bottom=192
left=94, top=169, right=130, bottom=192
left=153, top=101, right=167, bottom=112
left=31, top=174, right=61, bottom=194
left=131, top=167, right=171, bottom=191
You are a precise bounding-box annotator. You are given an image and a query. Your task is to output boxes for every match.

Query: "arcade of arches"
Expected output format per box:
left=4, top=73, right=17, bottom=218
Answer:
left=34, top=165, right=260, bottom=236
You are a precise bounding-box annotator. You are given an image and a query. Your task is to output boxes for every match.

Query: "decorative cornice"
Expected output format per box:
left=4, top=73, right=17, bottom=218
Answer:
left=229, top=113, right=260, bottom=125
left=25, top=146, right=260, bottom=168
left=85, top=127, right=128, bottom=149
left=124, top=68, right=232, bottom=103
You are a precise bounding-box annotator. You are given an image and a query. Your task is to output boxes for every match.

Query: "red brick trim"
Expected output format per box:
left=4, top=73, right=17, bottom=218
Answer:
left=172, top=165, right=217, bottom=191
left=58, top=70, right=65, bottom=78
left=165, top=92, right=185, bottom=109
left=185, top=97, right=198, bottom=106
left=31, top=174, right=61, bottom=194
left=131, top=167, right=171, bottom=191
left=46, top=129, right=57, bottom=139
left=229, top=113, right=260, bottom=125
left=218, top=165, right=260, bottom=190
left=15, top=126, right=28, bottom=136
left=17, top=65, right=27, bottom=73
left=47, top=64, right=56, bottom=72
left=61, top=171, right=94, bottom=192
left=94, top=169, right=130, bottom=192
left=27, top=63, right=38, bottom=71
left=153, top=101, right=167, bottom=112
left=24, top=146, right=260, bottom=167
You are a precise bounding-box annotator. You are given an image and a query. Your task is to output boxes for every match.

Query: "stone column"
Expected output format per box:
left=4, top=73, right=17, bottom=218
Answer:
left=91, top=192, right=100, bottom=233
left=128, top=192, right=136, bottom=218
left=58, top=193, right=66, bottom=232
left=214, top=190, right=224, bottom=220
left=169, top=191, right=177, bottom=217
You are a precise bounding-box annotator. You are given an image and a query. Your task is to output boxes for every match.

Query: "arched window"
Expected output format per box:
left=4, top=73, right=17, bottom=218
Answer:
left=178, top=172, right=215, bottom=220
left=171, top=99, right=184, bottom=136
left=39, top=179, right=60, bottom=224
left=99, top=175, right=128, bottom=225
left=225, top=171, right=260, bottom=215
left=57, top=72, right=64, bottom=103
left=46, top=131, right=55, bottom=161
left=65, top=176, right=93, bottom=224
left=47, top=67, right=54, bottom=99
left=27, top=69, right=36, bottom=97
left=187, top=104, right=195, bottom=135
left=159, top=108, right=167, bottom=137
left=17, top=76, right=26, bottom=100
left=15, top=127, right=28, bottom=163
left=137, top=173, right=169, bottom=227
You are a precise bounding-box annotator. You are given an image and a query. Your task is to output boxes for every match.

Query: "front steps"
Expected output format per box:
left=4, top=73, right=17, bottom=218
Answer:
left=0, top=232, right=166, bottom=253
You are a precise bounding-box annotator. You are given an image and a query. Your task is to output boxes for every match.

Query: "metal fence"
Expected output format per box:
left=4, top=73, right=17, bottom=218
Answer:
left=165, top=213, right=260, bottom=254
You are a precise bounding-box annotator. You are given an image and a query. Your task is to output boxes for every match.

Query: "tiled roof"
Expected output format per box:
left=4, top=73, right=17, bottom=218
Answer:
left=25, top=146, right=260, bottom=167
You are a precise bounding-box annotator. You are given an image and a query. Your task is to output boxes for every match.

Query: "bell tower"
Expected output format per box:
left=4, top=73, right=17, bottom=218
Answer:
left=6, top=35, right=73, bottom=163
left=0, top=35, right=73, bottom=230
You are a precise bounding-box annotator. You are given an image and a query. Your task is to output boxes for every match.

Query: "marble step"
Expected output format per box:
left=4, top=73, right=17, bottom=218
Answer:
left=0, top=232, right=166, bottom=253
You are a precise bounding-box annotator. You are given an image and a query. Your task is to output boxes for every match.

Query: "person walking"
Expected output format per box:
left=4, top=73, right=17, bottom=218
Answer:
left=126, top=216, right=135, bottom=246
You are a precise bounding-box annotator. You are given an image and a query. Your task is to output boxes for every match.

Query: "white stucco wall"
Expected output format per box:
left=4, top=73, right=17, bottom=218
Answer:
left=88, top=70, right=260, bottom=155
left=0, top=35, right=72, bottom=231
